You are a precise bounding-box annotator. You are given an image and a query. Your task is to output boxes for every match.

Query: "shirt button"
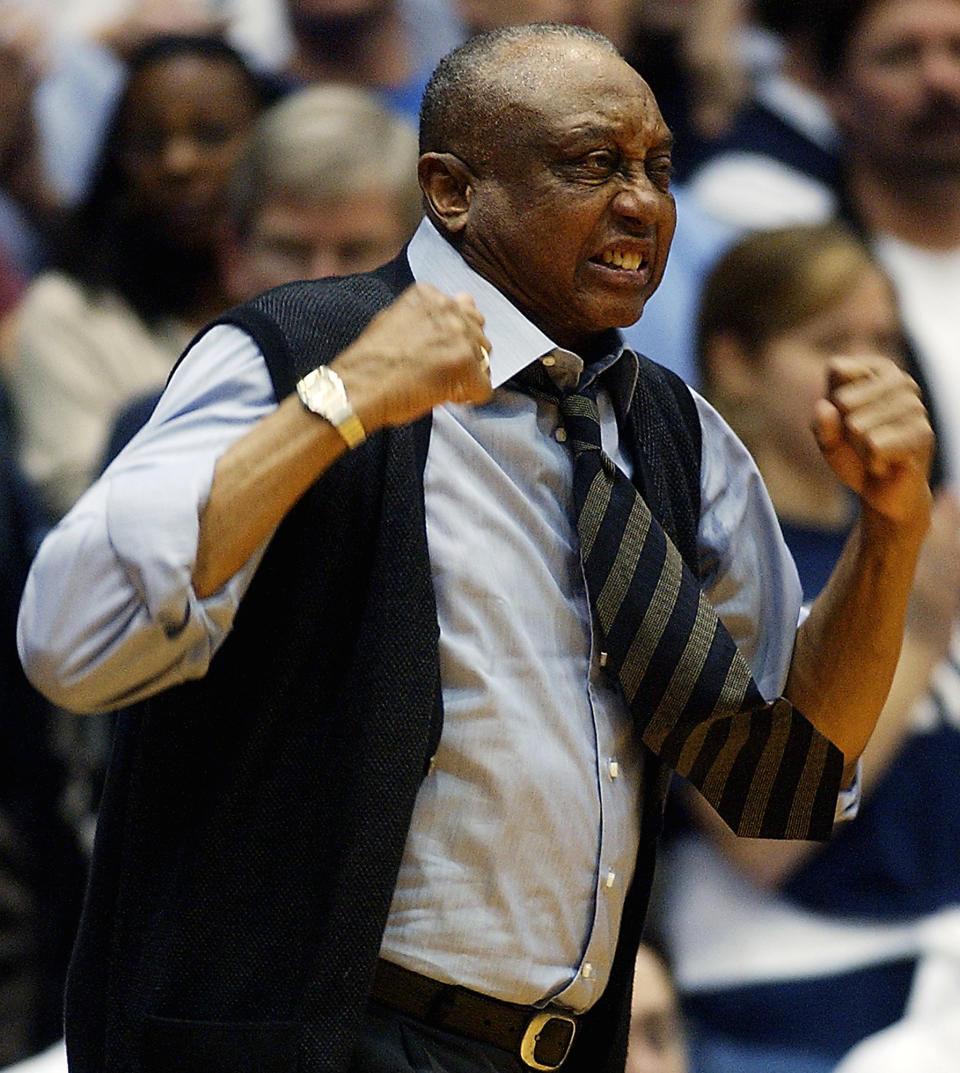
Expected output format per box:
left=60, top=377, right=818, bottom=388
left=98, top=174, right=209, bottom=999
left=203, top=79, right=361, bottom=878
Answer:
left=608, top=759, right=619, bottom=779
left=542, top=354, right=557, bottom=367
left=582, top=963, right=594, bottom=979
left=606, top=870, right=616, bottom=889
left=555, top=427, right=567, bottom=443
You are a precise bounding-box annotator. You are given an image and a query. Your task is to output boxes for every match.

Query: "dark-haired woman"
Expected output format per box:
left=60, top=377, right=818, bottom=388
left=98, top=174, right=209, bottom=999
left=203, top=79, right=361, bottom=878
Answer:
left=3, top=34, right=268, bottom=519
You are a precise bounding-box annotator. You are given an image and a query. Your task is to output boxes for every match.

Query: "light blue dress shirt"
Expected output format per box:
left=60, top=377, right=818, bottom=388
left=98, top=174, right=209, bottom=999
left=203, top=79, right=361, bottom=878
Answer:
left=19, top=219, right=828, bottom=1013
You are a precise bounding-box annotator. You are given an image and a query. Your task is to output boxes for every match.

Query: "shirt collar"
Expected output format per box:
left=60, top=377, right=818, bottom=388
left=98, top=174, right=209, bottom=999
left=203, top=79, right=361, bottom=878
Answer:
left=406, top=218, right=639, bottom=411
left=407, top=217, right=556, bottom=387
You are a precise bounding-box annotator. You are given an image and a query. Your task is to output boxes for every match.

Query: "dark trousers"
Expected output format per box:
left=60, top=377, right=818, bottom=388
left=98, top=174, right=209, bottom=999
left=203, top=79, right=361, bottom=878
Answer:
left=351, top=1000, right=526, bottom=1073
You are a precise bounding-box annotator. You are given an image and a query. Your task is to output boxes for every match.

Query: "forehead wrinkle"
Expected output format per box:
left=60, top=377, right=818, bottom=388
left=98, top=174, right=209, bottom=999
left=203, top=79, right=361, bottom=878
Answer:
left=487, top=36, right=632, bottom=104
left=558, top=115, right=675, bottom=147
left=502, top=55, right=663, bottom=135
left=459, top=36, right=666, bottom=168
left=488, top=92, right=666, bottom=157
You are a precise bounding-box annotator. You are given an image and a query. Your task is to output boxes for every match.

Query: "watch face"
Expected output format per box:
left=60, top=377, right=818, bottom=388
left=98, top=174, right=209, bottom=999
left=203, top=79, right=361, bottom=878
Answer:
left=298, top=367, right=344, bottom=414
left=313, top=377, right=339, bottom=410
left=296, top=366, right=365, bottom=447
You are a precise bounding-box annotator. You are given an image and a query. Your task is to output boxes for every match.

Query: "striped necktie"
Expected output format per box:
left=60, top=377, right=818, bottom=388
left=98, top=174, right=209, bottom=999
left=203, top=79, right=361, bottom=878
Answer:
left=559, top=380, right=843, bottom=840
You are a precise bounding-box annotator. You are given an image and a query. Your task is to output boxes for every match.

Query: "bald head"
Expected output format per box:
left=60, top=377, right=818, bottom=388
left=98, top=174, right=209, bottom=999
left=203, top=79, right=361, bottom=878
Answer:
left=415, top=23, right=673, bottom=351
left=418, top=22, right=621, bottom=165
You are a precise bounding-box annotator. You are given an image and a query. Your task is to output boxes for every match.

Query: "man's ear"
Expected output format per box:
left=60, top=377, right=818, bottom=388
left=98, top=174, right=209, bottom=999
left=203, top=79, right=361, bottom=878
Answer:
left=418, top=152, right=474, bottom=234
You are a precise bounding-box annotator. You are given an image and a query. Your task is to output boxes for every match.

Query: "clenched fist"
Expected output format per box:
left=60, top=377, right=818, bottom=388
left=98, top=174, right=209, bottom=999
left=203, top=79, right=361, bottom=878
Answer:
left=812, top=355, right=934, bottom=529
left=332, top=283, right=493, bottom=435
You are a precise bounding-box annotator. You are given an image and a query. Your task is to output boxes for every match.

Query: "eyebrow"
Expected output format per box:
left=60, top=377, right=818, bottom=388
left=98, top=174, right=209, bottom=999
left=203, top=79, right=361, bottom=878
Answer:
left=560, top=122, right=675, bottom=152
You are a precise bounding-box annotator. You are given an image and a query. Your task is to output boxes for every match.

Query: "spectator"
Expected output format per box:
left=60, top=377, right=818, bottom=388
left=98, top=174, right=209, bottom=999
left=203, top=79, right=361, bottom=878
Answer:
left=103, top=81, right=422, bottom=465
left=814, top=0, right=960, bottom=483
left=682, top=0, right=960, bottom=490
left=219, top=82, right=421, bottom=301
left=698, top=223, right=903, bottom=597
left=0, top=384, right=86, bottom=1066
left=651, top=223, right=960, bottom=1073
left=277, top=0, right=460, bottom=124
left=1, top=33, right=268, bottom=519
left=682, top=0, right=842, bottom=227
left=4, top=0, right=289, bottom=217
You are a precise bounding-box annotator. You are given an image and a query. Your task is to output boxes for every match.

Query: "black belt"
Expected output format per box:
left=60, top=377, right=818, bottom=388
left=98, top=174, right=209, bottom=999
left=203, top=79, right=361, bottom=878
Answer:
left=369, top=959, right=578, bottom=1071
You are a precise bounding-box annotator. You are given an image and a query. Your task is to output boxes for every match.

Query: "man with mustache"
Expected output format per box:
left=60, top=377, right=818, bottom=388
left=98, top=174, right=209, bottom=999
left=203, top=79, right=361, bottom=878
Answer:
left=684, top=0, right=960, bottom=478
left=817, top=0, right=960, bottom=483
left=17, top=23, right=933, bottom=1073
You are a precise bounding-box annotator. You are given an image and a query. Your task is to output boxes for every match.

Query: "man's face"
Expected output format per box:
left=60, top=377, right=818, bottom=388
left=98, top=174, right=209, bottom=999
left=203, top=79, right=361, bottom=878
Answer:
left=225, top=188, right=413, bottom=301
left=829, top=0, right=960, bottom=177
left=459, top=40, right=675, bottom=352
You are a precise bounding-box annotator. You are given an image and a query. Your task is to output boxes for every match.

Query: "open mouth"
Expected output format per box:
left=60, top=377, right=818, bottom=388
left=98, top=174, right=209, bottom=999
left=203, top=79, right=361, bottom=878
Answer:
left=592, top=248, right=648, bottom=273
left=588, top=246, right=654, bottom=290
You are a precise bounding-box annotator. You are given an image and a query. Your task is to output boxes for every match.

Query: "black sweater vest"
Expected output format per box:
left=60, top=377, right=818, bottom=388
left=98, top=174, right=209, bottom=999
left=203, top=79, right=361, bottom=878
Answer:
left=65, top=254, right=702, bottom=1073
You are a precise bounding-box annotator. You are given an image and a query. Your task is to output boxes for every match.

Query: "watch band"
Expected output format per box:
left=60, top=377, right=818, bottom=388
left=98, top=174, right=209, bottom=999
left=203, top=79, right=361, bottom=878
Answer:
left=295, top=365, right=366, bottom=449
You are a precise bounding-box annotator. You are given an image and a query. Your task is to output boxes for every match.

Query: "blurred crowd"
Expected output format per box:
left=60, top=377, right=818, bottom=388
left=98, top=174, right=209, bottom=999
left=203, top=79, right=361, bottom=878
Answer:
left=0, top=1, right=958, bottom=1070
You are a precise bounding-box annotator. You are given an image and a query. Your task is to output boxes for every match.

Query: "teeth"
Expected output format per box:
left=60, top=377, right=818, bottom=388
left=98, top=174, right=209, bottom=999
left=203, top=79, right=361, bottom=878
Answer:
left=601, top=249, right=643, bottom=271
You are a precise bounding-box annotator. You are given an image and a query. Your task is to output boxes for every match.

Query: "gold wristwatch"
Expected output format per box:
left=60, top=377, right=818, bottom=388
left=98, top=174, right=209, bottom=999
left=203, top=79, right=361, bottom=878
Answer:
left=295, top=365, right=366, bottom=449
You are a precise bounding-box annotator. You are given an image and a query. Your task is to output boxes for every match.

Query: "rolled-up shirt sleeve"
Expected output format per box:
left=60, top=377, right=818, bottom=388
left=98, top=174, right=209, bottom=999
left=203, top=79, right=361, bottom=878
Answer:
left=694, top=392, right=803, bottom=700
left=17, top=324, right=278, bottom=714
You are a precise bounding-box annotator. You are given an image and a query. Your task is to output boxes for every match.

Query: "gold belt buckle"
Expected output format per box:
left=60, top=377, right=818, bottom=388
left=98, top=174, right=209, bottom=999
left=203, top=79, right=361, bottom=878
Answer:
left=519, top=1011, right=577, bottom=1070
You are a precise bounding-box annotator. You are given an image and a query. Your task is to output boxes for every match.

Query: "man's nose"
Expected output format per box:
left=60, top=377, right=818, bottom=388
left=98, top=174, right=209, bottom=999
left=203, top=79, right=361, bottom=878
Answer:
left=610, top=171, right=668, bottom=223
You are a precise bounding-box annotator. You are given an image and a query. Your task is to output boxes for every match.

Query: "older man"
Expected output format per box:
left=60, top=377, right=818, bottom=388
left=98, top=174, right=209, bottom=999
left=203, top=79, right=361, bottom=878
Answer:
left=18, top=23, right=932, bottom=1073
left=218, top=82, right=422, bottom=299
